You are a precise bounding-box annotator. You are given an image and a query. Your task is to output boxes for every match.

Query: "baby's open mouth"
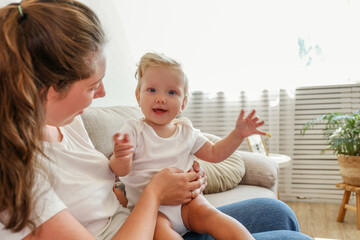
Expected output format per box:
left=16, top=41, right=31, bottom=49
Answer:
left=153, top=108, right=167, bottom=113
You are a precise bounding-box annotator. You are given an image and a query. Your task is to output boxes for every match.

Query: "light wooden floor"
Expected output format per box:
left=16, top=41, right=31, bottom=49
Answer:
left=285, top=202, right=360, bottom=240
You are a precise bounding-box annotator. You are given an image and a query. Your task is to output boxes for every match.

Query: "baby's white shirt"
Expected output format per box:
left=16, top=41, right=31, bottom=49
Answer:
left=119, top=117, right=208, bottom=208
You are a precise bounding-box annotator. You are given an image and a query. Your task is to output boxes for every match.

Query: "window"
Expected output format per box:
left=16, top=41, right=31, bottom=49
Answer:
left=98, top=0, right=360, bottom=93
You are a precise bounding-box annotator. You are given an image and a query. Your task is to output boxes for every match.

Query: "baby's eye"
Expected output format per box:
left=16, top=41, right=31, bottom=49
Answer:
left=148, top=88, right=156, bottom=93
left=168, top=90, right=176, bottom=95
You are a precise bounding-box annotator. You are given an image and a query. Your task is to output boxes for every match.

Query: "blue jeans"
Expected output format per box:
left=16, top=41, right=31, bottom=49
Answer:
left=183, top=198, right=313, bottom=240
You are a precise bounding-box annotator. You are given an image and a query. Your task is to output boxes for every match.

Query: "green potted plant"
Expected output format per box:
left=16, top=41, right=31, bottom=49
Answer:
left=300, top=109, right=360, bottom=186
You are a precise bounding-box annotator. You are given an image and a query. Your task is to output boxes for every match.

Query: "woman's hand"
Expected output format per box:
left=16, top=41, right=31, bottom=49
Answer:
left=146, top=167, right=202, bottom=205
left=119, top=167, right=200, bottom=239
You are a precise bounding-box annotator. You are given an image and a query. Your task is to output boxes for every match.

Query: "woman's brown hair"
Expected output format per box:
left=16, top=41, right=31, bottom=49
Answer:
left=0, top=0, right=105, bottom=232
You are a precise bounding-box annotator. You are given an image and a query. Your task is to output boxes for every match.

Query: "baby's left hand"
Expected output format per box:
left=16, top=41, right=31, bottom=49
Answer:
left=235, top=109, right=266, bottom=139
left=113, top=133, right=134, bottom=163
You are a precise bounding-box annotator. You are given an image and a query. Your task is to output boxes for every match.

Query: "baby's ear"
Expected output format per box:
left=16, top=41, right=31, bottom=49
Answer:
left=135, top=91, right=141, bottom=105
left=180, top=96, right=188, bottom=112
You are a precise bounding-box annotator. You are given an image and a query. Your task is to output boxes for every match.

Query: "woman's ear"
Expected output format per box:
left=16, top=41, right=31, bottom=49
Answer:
left=46, top=86, right=60, bottom=102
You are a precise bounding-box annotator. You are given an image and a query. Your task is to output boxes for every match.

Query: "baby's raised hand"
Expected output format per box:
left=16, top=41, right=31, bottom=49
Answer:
left=235, top=109, right=266, bottom=139
left=113, top=133, right=134, bottom=162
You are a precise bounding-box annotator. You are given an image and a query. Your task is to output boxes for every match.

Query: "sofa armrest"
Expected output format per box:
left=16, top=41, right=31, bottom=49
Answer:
left=237, top=151, right=279, bottom=190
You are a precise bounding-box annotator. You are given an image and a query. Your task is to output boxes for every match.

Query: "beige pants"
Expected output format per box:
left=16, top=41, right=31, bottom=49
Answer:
left=95, top=206, right=130, bottom=240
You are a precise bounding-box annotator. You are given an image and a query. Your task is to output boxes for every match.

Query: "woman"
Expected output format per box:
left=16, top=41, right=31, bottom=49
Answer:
left=0, top=1, right=312, bottom=239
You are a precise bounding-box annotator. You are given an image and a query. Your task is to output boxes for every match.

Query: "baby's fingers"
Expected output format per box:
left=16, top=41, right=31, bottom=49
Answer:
left=122, top=133, right=131, bottom=143
left=113, top=133, right=121, bottom=143
left=114, top=148, right=134, bottom=158
left=255, top=120, right=265, bottom=127
left=239, top=109, right=245, bottom=119
left=256, top=130, right=267, bottom=136
left=114, top=142, right=134, bottom=152
left=246, top=109, right=256, bottom=119
left=113, top=132, right=132, bottom=144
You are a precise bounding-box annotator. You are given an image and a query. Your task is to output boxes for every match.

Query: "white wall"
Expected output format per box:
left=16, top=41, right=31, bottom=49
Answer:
left=81, top=0, right=138, bottom=107
left=3, top=0, right=360, bottom=107
left=86, top=0, right=360, bottom=107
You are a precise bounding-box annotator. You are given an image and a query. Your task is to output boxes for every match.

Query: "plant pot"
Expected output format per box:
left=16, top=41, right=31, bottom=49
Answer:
left=337, top=155, right=360, bottom=186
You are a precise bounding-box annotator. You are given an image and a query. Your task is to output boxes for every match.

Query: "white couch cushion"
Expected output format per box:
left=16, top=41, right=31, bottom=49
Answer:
left=205, top=185, right=277, bottom=207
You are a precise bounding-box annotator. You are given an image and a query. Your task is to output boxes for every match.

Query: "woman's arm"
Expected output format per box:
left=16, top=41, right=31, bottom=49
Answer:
left=23, top=210, right=96, bottom=240
left=24, top=168, right=201, bottom=240
left=113, top=161, right=207, bottom=208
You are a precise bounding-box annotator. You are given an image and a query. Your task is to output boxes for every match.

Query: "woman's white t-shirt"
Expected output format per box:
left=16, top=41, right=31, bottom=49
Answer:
left=0, top=116, right=126, bottom=239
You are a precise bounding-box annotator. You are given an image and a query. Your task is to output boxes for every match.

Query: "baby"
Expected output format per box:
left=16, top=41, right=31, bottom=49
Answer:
left=110, top=52, right=265, bottom=240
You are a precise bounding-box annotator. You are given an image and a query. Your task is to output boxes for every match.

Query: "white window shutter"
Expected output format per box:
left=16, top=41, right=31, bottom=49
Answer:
left=182, top=84, right=360, bottom=203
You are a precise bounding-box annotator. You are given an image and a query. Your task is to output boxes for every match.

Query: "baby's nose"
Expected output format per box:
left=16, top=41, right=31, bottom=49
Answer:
left=155, top=96, right=166, bottom=104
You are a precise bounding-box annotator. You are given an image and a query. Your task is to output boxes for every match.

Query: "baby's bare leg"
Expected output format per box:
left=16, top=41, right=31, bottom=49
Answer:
left=154, top=212, right=183, bottom=240
left=181, top=195, right=255, bottom=240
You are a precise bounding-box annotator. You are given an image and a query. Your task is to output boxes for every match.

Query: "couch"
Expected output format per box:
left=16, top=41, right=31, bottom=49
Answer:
left=81, top=106, right=279, bottom=208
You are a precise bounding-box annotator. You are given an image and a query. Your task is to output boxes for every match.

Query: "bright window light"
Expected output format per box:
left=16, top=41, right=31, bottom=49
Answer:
left=114, top=0, right=360, bottom=92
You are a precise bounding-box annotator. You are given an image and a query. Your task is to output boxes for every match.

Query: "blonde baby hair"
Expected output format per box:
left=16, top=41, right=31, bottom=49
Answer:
left=135, top=52, right=189, bottom=103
